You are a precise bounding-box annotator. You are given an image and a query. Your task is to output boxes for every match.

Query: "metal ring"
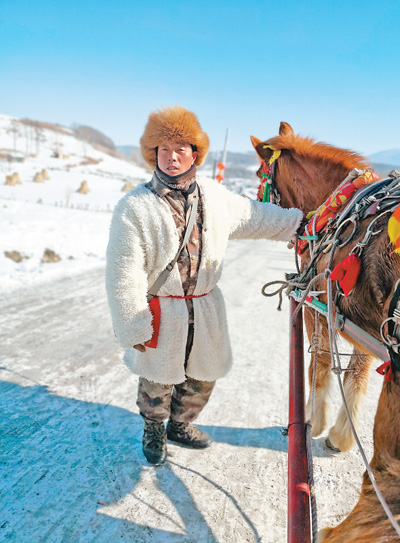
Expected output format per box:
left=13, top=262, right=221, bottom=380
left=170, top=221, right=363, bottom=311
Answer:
left=334, top=217, right=358, bottom=248
left=380, top=317, right=396, bottom=347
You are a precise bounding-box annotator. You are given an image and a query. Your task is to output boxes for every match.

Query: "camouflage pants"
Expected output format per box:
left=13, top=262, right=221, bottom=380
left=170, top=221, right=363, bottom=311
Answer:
left=137, top=324, right=215, bottom=423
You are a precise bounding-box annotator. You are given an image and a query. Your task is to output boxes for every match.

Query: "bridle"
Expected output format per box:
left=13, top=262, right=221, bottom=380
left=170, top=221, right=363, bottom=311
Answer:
left=257, top=145, right=281, bottom=205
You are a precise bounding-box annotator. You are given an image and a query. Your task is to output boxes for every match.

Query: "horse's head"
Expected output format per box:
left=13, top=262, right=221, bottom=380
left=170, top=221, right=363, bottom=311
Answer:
left=250, top=122, right=295, bottom=207
left=251, top=122, right=369, bottom=214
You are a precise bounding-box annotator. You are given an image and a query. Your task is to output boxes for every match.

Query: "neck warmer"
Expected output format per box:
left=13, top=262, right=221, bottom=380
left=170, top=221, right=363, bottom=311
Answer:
left=155, top=164, right=197, bottom=191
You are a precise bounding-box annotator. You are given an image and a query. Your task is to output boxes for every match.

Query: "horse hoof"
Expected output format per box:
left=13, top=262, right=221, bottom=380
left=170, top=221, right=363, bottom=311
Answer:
left=325, top=437, right=341, bottom=453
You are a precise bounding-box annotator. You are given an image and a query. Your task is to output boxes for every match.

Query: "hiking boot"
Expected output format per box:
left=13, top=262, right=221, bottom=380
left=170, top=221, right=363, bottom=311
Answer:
left=167, top=419, right=212, bottom=449
left=142, top=420, right=167, bottom=465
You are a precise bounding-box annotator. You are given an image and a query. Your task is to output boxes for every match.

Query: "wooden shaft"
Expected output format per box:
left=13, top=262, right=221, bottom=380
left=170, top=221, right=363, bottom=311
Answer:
left=288, top=297, right=311, bottom=543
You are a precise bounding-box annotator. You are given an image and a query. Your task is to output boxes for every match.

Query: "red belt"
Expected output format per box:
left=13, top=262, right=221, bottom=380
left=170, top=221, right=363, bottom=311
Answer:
left=166, top=292, right=210, bottom=299
left=146, top=291, right=212, bottom=349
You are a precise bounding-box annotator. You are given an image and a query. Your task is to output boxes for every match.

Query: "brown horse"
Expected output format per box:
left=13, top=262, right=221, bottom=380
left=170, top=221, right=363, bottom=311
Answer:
left=251, top=122, right=400, bottom=540
left=251, top=122, right=399, bottom=452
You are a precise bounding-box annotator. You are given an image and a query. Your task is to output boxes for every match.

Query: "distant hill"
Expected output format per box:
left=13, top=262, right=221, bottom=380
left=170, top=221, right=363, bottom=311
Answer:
left=368, top=150, right=400, bottom=178
left=72, top=124, right=115, bottom=151
left=116, top=145, right=138, bottom=157
left=116, top=145, right=149, bottom=170
left=369, top=149, right=400, bottom=167
left=371, top=162, right=400, bottom=178
left=201, top=150, right=259, bottom=181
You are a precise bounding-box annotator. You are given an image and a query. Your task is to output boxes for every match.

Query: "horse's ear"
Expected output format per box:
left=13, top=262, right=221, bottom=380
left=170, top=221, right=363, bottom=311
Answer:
left=279, top=122, right=294, bottom=137
left=250, top=136, right=266, bottom=160
left=250, top=136, right=262, bottom=149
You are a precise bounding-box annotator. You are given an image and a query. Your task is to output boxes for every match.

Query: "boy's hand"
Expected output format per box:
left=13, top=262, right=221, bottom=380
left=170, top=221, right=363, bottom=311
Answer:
left=133, top=344, right=146, bottom=352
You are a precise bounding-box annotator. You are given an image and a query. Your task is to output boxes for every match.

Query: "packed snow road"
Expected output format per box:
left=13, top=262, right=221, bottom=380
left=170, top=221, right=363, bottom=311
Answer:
left=1, top=239, right=382, bottom=542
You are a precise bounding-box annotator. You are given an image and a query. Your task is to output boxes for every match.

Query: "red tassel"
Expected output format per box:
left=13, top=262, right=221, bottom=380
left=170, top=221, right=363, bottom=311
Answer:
left=376, top=361, right=394, bottom=382
left=330, top=254, right=361, bottom=296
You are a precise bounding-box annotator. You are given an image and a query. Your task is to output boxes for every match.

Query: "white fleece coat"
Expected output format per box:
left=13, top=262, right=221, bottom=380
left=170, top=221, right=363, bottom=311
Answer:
left=106, top=177, right=302, bottom=384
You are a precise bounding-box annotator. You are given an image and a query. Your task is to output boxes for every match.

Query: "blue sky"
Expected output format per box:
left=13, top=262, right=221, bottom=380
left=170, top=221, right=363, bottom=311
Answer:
left=1, top=0, right=399, bottom=155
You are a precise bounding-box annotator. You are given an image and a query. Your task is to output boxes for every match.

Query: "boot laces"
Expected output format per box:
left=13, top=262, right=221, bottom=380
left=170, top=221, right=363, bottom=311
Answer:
left=145, top=423, right=165, bottom=449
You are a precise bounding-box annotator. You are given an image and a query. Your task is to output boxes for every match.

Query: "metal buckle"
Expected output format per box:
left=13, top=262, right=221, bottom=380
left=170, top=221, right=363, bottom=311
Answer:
left=350, top=213, right=386, bottom=256
left=335, top=216, right=358, bottom=248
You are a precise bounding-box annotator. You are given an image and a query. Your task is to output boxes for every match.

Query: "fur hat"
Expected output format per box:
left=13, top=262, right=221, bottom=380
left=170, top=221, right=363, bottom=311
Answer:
left=140, top=106, right=209, bottom=169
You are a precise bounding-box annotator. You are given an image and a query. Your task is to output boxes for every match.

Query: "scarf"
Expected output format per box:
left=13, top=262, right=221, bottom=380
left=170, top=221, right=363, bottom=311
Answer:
left=155, top=164, right=197, bottom=191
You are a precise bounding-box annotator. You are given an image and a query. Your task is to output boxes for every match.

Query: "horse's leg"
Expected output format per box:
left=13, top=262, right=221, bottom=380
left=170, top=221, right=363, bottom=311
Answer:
left=327, top=347, right=373, bottom=452
left=305, top=309, right=332, bottom=437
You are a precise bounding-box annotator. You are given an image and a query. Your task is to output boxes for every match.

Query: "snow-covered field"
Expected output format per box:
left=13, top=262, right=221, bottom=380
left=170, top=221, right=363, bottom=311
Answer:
left=0, top=113, right=384, bottom=542
left=1, top=200, right=110, bottom=289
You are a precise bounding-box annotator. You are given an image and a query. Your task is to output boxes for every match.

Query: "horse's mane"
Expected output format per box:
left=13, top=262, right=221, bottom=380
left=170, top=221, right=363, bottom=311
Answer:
left=265, top=134, right=369, bottom=171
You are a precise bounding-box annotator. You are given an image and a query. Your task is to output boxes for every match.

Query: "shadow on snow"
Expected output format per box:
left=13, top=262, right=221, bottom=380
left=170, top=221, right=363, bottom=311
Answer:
left=0, top=379, right=329, bottom=541
left=1, top=380, right=264, bottom=542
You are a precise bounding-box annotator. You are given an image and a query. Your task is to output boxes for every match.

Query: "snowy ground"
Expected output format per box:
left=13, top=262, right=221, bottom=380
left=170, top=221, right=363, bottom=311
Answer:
left=1, top=200, right=110, bottom=290
left=0, top=240, right=383, bottom=543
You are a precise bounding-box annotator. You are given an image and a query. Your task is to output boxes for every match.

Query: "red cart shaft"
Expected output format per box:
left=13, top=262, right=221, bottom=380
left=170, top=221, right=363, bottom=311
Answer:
left=288, top=298, right=311, bottom=543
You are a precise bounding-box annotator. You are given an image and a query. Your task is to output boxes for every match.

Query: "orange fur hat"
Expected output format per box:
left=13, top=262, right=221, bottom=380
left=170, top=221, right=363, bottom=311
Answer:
left=140, top=106, right=209, bottom=169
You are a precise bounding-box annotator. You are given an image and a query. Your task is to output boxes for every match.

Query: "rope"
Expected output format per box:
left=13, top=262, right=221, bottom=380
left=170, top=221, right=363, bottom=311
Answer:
left=307, top=311, right=319, bottom=542
left=290, top=274, right=326, bottom=325
left=310, top=312, right=319, bottom=417
left=261, top=273, right=326, bottom=316
left=326, top=276, right=400, bottom=538
left=261, top=280, right=288, bottom=311
left=306, top=423, right=318, bottom=542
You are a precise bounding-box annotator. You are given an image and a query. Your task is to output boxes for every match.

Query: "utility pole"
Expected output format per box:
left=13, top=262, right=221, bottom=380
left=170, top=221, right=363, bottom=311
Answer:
left=221, top=128, right=229, bottom=167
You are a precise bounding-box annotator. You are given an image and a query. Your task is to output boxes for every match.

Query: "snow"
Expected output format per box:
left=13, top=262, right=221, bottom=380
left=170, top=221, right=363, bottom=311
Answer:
left=0, top=113, right=383, bottom=541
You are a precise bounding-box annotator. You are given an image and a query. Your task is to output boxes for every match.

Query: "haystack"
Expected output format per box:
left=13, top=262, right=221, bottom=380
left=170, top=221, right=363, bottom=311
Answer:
left=5, top=250, right=23, bottom=263
left=34, top=172, right=44, bottom=183
left=77, top=181, right=90, bottom=194
left=41, top=169, right=50, bottom=180
left=41, top=249, right=61, bottom=264
left=5, top=173, right=22, bottom=186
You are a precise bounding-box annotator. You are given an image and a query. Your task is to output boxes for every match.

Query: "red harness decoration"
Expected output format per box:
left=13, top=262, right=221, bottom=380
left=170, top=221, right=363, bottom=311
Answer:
left=145, top=291, right=212, bottom=349
left=297, top=171, right=379, bottom=255
left=376, top=361, right=394, bottom=382
left=329, top=253, right=361, bottom=297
